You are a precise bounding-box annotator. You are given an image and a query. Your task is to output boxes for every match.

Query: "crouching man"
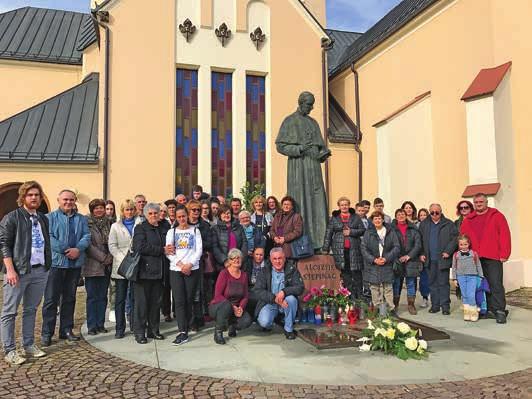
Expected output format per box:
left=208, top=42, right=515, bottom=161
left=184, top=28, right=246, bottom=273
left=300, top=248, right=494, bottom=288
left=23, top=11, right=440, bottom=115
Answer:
left=253, top=247, right=304, bottom=339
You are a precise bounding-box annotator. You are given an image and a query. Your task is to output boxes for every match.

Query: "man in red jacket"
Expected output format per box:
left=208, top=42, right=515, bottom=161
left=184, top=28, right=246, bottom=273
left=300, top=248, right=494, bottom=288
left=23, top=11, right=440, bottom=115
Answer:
left=460, top=193, right=511, bottom=324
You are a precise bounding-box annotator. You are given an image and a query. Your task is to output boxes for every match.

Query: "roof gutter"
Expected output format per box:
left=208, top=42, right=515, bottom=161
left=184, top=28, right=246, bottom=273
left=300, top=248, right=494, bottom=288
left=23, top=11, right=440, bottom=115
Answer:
left=321, top=37, right=334, bottom=204
left=90, top=10, right=111, bottom=199
left=351, top=62, right=363, bottom=202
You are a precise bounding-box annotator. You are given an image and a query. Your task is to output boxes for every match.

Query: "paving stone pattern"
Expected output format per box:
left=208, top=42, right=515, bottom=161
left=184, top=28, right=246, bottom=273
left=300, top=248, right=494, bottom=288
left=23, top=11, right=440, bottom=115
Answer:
left=0, top=286, right=531, bottom=398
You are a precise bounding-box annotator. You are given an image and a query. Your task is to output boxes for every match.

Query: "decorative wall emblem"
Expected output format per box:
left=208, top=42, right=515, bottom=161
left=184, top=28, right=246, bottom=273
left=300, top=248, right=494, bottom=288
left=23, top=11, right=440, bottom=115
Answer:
left=215, top=23, right=232, bottom=47
left=179, top=18, right=197, bottom=42
left=250, top=27, right=266, bottom=50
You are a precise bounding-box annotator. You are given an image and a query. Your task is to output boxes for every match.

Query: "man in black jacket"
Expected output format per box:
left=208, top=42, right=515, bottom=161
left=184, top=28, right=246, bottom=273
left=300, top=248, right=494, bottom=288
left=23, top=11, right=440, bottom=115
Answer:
left=253, top=248, right=304, bottom=339
left=0, top=181, right=51, bottom=365
left=419, top=204, right=458, bottom=315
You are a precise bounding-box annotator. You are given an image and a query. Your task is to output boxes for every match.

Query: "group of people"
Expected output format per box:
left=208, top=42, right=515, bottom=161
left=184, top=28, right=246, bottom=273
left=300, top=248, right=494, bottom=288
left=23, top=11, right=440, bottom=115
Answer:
left=0, top=181, right=511, bottom=366
left=323, top=196, right=511, bottom=325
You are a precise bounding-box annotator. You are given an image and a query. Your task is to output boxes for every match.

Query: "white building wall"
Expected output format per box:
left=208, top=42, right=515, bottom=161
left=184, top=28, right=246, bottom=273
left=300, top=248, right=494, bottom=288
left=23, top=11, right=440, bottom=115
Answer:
left=176, top=0, right=271, bottom=195
left=465, top=96, right=498, bottom=184
left=376, top=96, right=436, bottom=210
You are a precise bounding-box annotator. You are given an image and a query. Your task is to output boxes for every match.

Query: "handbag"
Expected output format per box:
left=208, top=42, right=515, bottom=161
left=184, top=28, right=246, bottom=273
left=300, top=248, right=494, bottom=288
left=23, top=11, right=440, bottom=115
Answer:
left=290, top=235, right=314, bottom=259
left=117, top=238, right=141, bottom=282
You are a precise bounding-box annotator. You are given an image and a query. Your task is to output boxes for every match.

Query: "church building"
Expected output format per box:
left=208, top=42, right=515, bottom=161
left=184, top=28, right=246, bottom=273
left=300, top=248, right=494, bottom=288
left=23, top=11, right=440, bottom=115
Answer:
left=0, top=0, right=530, bottom=289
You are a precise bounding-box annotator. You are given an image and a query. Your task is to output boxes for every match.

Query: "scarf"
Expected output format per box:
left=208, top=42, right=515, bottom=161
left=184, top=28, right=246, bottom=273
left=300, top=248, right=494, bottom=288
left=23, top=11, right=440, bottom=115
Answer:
left=88, top=215, right=111, bottom=242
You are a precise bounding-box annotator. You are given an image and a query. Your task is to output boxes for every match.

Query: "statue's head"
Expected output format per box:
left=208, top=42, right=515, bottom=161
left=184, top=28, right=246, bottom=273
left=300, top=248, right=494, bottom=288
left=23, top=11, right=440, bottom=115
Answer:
left=298, top=91, right=315, bottom=115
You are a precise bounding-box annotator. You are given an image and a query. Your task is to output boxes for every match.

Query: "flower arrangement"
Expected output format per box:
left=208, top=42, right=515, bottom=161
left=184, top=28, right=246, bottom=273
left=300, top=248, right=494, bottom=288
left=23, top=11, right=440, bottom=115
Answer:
left=303, top=285, right=333, bottom=307
left=358, top=318, right=429, bottom=360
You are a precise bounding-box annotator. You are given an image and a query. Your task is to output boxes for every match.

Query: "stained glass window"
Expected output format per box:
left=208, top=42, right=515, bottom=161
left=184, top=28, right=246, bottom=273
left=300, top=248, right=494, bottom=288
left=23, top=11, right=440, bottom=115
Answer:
left=176, top=69, right=198, bottom=195
left=211, top=72, right=233, bottom=197
left=246, top=75, right=266, bottom=189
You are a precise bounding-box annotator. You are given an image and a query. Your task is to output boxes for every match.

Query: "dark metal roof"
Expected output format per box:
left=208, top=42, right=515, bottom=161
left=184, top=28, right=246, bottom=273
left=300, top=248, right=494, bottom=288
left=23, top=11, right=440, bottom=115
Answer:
left=77, top=14, right=98, bottom=51
left=0, top=73, right=100, bottom=163
left=0, top=7, right=96, bottom=65
left=326, top=29, right=362, bottom=73
left=328, top=94, right=360, bottom=144
left=330, top=0, right=440, bottom=78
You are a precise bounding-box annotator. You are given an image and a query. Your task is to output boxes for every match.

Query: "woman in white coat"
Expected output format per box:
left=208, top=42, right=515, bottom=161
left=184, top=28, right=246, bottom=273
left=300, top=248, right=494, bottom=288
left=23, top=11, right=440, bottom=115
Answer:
left=108, top=200, right=139, bottom=338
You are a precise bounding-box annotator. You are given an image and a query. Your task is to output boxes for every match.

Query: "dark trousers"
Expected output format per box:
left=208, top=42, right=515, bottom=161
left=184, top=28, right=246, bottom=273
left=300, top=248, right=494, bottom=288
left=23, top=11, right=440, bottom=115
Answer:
left=114, top=278, right=129, bottom=334
left=480, top=258, right=506, bottom=312
left=208, top=300, right=253, bottom=330
left=341, top=250, right=363, bottom=300
left=203, top=272, right=217, bottom=313
left=161, top=268, right=172, bottom=316
left=42, top=267, right=81, bottom=337
left=170, top=269, right=200, bottom=334
left=133, top=279, right=162, bottom=336
left=246, top=289, right=259, bottom=319
left=85, top=275, right=110, bottom=330
left=428, top=261, right=450, bottom=311
left=191, top=269, right=204, bottom=327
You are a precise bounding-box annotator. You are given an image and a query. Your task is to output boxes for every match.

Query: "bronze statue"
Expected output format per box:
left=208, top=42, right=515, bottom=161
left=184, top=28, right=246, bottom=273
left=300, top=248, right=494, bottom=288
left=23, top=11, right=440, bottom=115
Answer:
left=276, top=91, right=331, bottom=250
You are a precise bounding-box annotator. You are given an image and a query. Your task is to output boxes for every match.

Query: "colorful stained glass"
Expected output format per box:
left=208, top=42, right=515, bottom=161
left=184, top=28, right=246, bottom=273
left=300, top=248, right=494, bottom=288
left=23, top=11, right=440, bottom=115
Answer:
left=176, top=69, right=198, bottom=195
left=211, top=72, right=233, bottom=197
left=246, top=75, right=266, bottom=189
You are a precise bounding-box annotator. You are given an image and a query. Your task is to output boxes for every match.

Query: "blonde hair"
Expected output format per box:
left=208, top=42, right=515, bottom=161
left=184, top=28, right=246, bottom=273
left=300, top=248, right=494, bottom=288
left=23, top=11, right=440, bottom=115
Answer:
left=17, top=181, right=44, bottom=207
left=251, top=195, right=266, bottom=209
left=337, top=196, right=351, bottom=206
left=119, top=199, right=136, bottom=219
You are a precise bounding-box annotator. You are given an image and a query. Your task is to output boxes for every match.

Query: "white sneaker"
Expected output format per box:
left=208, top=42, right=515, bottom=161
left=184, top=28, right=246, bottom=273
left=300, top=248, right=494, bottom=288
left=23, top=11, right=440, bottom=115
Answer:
left=23, top=344, right=47, bottom=358
left=109, top=310, right=116, bottom=323
left=4, top=350, right=26, bottom=365
left=420, top=298, right=429, bottom=308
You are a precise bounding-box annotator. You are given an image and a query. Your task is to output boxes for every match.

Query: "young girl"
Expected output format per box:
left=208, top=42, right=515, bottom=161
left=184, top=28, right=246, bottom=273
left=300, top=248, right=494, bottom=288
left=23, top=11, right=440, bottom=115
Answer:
left=452, top=235, right=484, bottom=321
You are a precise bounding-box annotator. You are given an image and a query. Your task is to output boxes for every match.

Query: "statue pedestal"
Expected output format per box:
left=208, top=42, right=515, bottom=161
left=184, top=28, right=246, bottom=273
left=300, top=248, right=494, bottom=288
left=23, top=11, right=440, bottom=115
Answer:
left=296, top=255, right=341, bottom=295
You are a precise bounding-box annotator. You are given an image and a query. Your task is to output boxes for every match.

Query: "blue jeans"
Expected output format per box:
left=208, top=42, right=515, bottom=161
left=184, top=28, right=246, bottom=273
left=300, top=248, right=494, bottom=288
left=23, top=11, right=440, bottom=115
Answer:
left=85, top=275, right=110, bottom=330
left=457, top=275, right=478, bottom=306
left=257, top=295, right=298, bottom=332
left=392, top=276, right=416, bottom=297
left=418, top=267, right=430, bottom=298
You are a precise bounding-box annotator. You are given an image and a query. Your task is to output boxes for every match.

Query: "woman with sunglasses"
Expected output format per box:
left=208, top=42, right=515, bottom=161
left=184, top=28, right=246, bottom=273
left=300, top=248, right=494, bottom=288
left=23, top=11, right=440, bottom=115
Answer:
left=454, top=200, right=473, bottom=230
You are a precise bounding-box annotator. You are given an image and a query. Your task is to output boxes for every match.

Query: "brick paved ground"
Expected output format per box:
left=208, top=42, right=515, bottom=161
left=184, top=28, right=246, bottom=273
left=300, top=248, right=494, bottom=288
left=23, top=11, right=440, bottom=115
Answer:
left=0, top=286, right=531, bottom=398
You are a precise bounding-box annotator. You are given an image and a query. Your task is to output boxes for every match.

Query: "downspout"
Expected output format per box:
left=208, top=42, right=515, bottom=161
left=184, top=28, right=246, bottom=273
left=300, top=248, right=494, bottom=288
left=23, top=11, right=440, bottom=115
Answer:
left=321, top=37, right=334, bottom=202
left=90, top=11, right=111, bottom=199
left=351, top=63, right=363, bottom=202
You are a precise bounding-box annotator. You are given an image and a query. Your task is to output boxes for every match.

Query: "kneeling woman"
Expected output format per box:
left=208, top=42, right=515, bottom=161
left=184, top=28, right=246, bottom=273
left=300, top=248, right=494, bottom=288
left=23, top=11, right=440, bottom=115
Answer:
left=209, top=248, right=252, bottom=345
left=166, top=205, right=203, bottom=346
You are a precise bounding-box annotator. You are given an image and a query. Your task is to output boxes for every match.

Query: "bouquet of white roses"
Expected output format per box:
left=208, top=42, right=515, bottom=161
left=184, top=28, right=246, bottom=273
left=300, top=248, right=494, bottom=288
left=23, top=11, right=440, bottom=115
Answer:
left=358, top=318, right=428, bottom=360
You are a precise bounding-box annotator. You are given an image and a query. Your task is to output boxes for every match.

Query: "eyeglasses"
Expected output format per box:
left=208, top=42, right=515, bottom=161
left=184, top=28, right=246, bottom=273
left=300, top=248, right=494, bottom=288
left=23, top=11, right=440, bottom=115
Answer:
left=430, top=211, right=441, bottom=216
left=30, top=215, right=39, bottom=226
left=459, top=206, right=470, bottom=210
left=190, top=208, right=201, bottom=212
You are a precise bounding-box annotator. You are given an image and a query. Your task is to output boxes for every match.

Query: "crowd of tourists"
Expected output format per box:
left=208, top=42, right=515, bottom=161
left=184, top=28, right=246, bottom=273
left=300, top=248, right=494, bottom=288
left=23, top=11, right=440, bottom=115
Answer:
left=0, top=181, right=511, bottom=365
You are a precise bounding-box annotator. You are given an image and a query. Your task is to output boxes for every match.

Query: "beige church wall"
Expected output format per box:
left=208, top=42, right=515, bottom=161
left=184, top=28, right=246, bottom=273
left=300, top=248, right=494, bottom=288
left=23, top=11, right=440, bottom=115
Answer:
left=0, top=60, right=80, bottom=121
left=0, top=164, right=102, bottom=215
left=329, top=0, right=495, bottom=215
left=327, top=143, right=358, bottom=208
left=267, top=0, right=326, bottom=199
left=101, top=0, right=177, bottom=204
left=490, top=0, right=532, bottom=270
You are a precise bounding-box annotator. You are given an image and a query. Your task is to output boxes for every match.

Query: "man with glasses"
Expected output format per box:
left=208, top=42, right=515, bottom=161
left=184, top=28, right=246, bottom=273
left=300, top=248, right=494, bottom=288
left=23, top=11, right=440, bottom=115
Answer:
left=186, top=200, right=212, bottom=331
left=460, top=193, right=511, bottom=324
left=419, top=204, right=458, bottom=315
left=0, top=181, right=51, bottom=365
left=41, top=189, right=91, bottom=346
